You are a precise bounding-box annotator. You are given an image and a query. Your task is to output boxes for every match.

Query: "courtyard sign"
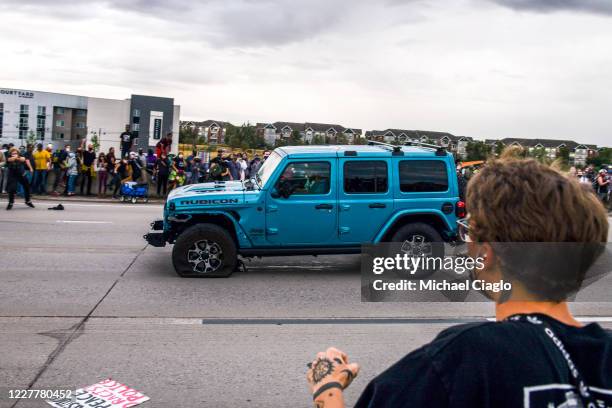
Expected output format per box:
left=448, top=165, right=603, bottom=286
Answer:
left=0, top=89, right=34, bottom=98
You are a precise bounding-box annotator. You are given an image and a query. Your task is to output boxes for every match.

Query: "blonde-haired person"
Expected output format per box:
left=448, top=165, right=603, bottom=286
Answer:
left=306, top=151, right=610, bottom=408
left=5, top=147, right=35, bottom=210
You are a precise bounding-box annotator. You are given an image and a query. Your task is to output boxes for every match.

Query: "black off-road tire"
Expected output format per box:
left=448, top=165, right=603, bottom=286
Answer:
left=172, top=223, right=237, bottom=278
left=391, top=222, right=444, bottom=278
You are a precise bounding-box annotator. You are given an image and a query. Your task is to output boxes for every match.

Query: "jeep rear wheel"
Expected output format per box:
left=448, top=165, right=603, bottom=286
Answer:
left=391, top=222, right=444, bottom=277
left=172, top=224, right=237, bottom=278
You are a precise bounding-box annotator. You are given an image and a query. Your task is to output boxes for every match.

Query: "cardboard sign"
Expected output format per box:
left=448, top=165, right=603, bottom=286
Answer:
left=47, top=378, right=149, bottom=408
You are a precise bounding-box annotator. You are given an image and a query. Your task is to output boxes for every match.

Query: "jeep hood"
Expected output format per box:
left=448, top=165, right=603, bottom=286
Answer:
left=167, top=180, right=254, bottom=204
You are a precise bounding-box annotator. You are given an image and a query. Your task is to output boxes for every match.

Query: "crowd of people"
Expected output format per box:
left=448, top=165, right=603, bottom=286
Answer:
left=0, top=136, right=272, bottom=209
left=456, top=162, right=612, bottom=210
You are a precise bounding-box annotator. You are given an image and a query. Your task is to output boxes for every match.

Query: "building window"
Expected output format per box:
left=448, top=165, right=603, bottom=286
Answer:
left=37, top=117, right=46, bottom=129
left=56, top=120, right=65, bottom=127
left=20, top=104, right=29, bottom=115
left=399, top=160, right=448, bottom=192
left=37, top=130, right=44, bottom=140
left=133, top=109, right=140, bottom=117
left=132, top=123, right=140, bottom=131
left=75, top=122, right=86, bottom=129
left=19, top=117, right=29, bottom=128
left=76, top=109, right=86, bottom=116
left=344, top=161, right=388, bottom=194
left=37, top=106, right=46, bottom=116
left=56, top=107, right=64, bottom=114
left=19, top=129, right=28, bottom=139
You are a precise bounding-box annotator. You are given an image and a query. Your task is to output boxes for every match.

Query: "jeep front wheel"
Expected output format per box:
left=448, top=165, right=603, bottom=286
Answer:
left=172, top=224, right=237, bottom=278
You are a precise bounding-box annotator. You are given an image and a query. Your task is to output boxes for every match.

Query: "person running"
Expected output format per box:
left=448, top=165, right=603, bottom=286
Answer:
left=96, top=152, right=108, bottom=197
left=5, top=147, right=35, bottom=210
left=155, top=152, right=170, bottom=197
left=305, top=149, right=611, bottom=408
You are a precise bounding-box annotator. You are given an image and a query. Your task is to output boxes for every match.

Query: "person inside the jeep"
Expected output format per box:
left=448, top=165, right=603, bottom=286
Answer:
left=305, top=150, right=611, bottom=408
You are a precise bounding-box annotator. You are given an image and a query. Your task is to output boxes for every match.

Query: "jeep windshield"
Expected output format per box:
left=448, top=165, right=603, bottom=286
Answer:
left=256, top=151, right=283, bottom=188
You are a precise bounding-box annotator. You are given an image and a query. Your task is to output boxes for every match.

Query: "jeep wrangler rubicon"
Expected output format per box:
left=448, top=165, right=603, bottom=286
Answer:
left=144, top=141, right=465, bottom=277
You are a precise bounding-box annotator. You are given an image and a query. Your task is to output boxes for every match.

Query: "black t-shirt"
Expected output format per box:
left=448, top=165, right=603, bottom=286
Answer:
left=120, top=131, right=133, bottom=148
left=156, top=158, right=169, bottom=176
left=83, top=150, right=96, bottom=167
left=355, top=314, right=612, bottom=408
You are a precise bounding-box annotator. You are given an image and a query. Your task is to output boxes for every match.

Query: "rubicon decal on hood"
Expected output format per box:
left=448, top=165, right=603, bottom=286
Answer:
left=179, top=198, right=240, bottom=205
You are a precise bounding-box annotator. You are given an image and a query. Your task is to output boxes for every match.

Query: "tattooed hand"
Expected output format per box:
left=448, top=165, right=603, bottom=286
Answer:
left=306, top=347, right=360, bottom=398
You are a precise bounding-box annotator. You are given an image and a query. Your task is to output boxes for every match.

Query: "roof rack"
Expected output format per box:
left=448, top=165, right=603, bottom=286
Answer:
left=367, top=139, right=447, bottom=156
left=367, top=140, right=402, bottom=152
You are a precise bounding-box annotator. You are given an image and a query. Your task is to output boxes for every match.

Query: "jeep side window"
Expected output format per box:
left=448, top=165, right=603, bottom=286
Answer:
left=399, top=160, right=448, bottom=192
left=343, top=161, right=388, bottom=194
left=276, top=162, right=331, bottom=195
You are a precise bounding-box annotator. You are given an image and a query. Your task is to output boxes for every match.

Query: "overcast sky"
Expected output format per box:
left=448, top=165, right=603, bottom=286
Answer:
left=1, top=0, right=611, bottom=145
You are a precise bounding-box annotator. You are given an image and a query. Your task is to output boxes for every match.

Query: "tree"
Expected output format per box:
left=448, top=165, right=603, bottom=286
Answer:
left=179, top=125, right=200, bottom=150
left=587, top=147, right=612, bottom=168
left=336, top=133, right=349, bottom=145
left=491, top=142, right=503, bottom=156
left=465, top=141, right=489, bottom=161
left=557, top=146, right=570, bottom=166
left=311, top=134, right=325, bottom=145
left=289, top=130, right=303, bottom=146
left=353, top=136, right=368, bottom=145
left=26, top=130, right=37, bottom=147
left=227, top=123, right=263, bottom=150
left=530, top=147, right=548, bottom=163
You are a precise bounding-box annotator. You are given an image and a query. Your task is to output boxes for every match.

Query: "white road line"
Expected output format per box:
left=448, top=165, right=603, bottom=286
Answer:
left=56, top=220, right=113, bottom=224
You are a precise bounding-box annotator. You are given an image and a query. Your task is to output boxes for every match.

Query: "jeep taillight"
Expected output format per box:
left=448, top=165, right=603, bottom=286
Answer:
left=456, top=201, right=466, bottom=218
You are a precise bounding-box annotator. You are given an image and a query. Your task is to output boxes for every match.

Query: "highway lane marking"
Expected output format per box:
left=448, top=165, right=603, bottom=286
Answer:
left=56, top=220, right=113, bottom=224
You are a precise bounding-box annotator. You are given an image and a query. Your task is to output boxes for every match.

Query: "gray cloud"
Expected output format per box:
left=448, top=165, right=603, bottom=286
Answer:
left=491, top=0, right=612, bottom=15
left=0, top=0, right=381, bottom=47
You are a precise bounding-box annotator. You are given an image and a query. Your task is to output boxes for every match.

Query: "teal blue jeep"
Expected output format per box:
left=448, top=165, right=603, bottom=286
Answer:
left=145, top=142, right=465, bottom=277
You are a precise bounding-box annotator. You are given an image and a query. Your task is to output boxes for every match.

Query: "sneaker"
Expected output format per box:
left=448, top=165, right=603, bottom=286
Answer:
left=6, top=203, right=13, bottom=210
left=26, top=201, right=35, bottom=208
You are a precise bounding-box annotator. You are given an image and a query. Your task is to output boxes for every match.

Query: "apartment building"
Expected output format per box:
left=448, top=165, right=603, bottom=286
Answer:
left=255, top=122, right=363, bottom=145
left=0, top=88, right=180, bottom=154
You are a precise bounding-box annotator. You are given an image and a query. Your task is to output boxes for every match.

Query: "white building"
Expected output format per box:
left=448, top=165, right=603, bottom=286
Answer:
left=0, top=87, right=179, bottom=155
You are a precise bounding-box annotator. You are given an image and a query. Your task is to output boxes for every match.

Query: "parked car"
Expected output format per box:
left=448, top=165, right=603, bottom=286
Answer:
left=144, top=143, right=465, bottom=277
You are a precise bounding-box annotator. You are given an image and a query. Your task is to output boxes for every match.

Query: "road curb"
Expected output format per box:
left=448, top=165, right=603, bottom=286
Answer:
left=0, top=193, right=165, bottom=205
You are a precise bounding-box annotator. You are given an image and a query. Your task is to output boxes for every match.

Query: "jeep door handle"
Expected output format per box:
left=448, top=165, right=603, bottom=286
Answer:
left=315, top=204, right=333, bottom=210
left=369, top=203, right=386, bottom=209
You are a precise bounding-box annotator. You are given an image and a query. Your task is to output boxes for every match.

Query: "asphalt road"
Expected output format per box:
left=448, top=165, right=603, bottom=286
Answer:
left=1, top=200, right=611, bottom=408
